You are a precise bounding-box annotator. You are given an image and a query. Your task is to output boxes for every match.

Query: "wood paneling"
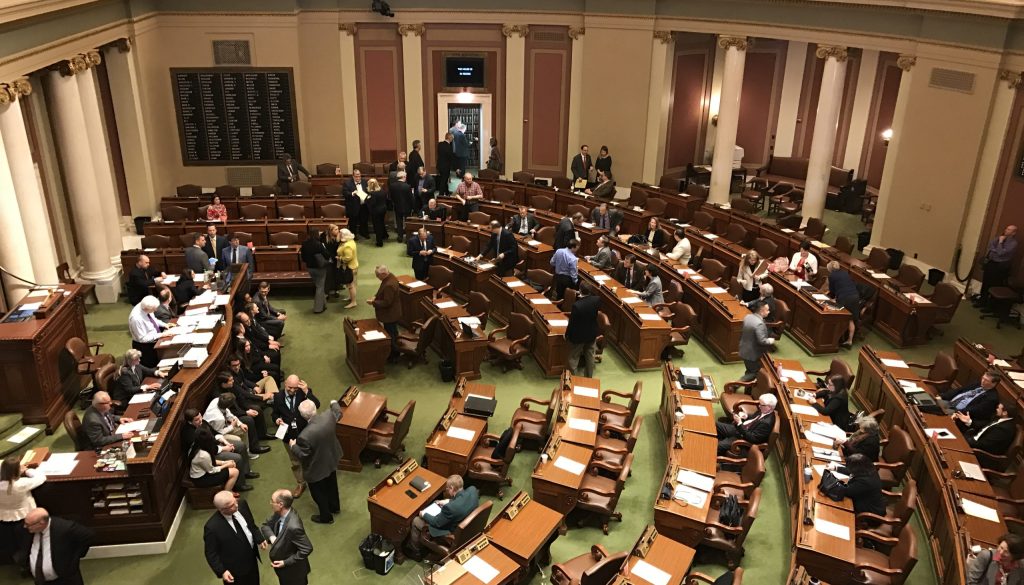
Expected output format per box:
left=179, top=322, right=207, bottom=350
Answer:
left=523, top=26, right=571, bottom=174
left=354, top=24, right=405, bottom=163
left=859, top=52, right=901, bottom=188
left=979, top=84, right=1024, bottom=269
left=665, top=34, right=714, bottom=172
left=736, top=41, right=787, bottom=167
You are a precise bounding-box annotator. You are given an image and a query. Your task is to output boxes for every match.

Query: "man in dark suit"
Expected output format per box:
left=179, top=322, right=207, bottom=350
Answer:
left=387, top=151, right=407, bottom=174
left=390, top=171, right=415, bottom=241
left=260, top=489, right=313, bottom=585
left=947, top=370, right=1003, bottom=431
left=965, top=402, right=1017, bottom=454
left=254, top=281, right=287, bottom=338
left=506, top=205, right=539, bottom=237
left=565, top=282, right=601, bottom=377
left=450, top=122, right=470, bottom=178
left=82, top=391, right=135, bottom=448
left=413, top=167, right=436, bottom=209
left=436, top=133, right=455, bottom=196
left=589, top=202, right=623, bottom=235
left=554, top=213, right=583, bottom=250
left=185, top=233, right=212, bottom=273
left=111, top=348, right=165, bottom=409
left=127, top=255, right=163, bottom=305
left=220, top=234, right=255, bottom=278
left=181, top=407, right=256, bottom=490
left=614, top=254, right=644, bottom=290
left=570, top=144, right=592, bottom=184
left=342, top=170, right=369, bottom=239
left=407, top=140, right=425, bottom=188
left=480, top=221, right=518, bottom=277
left=276, top=153, right=310, bottom=195
left=716, top=393, right=777, bottom=454
left=289, top=399, right=342, bottom=524
left=204, top=492, right=265, bottom=585
left=421, top=198, right=447, bottom=221
left=204, top=224, right=229, bottom=268
left=739, top=301, right=775, bottom=382
left=406, top=475, right=479, bottom=559
left=22, top=508, right=93, bottom=585
left=368, top=265, right=402, bottom=361
left=407, top=227, right=436, bottom=280
left=585, top=169, right=616, bottom=198
left=273, top=376, right=318, bottom=498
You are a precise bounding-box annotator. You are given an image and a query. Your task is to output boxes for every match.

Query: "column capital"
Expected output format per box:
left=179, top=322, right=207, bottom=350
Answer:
left=815, top=45, right=848, bottom=62
left=999, top=69, right=1022, bottom=90
left=653, top=31, right=674, bottom=44
left=113, top=38, right=132, bottom=53
left=398, top=24, right=425, bottom=37
left=339, top=23, right=357, bottom=36
left=896, top=54, right=916, bottom=71
left=502, top=24, right=529, bottom=38
left=0, top=77, right=32, bottom=104
left=568, top=26, right=585, bottom=40
left=717, top=36, right=749, bottom=51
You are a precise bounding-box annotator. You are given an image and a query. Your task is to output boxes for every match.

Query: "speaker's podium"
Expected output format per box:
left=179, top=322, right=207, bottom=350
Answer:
left=0, top=285, right=89, bottom=432
left=344, top=317, right=391, bottom=383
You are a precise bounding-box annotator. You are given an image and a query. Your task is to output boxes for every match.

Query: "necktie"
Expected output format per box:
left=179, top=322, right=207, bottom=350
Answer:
left=277, top=517, right=285, bottom=536
left=231, top=514, right=250, bottom=546
left=232, top=247, right=238, bottom=264
left=34, top=534, right=45, bottom=585
left=287, top=395, right=294, bottom=411
left=952, top=387, right=984, bottom=410
left=148, top=313, right=159, bottom=331
left=601, top=214, right=608, bottom=229
left=288, top=164, right=295, bottom=180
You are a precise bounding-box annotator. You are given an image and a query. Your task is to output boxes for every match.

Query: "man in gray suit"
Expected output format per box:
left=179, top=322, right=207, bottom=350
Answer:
left=260, top=489, right=313, bottom=585
left=635, top=263, right=664, bottom=307
left=82, top=391, right=135, bottom=449
left=185, top=233, right=212, bottom=273
left=289, top=399, right=342, bottom=524
left=739, top=301, right=775, bottom=382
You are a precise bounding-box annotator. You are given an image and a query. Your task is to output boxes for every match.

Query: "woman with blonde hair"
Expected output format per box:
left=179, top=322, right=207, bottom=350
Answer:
left=737, top=250, right=768, bottom=302
left=339, top=228, right=359, bottom=308
left=323, top=224, right=342, bottom=299
left=0, top=455, right=46, bottom=563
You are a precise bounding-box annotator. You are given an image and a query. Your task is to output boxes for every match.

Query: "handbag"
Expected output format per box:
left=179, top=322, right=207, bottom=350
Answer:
left=817, top=469, right=846, bottom=501
left=718, top=494, right=743, bottom=527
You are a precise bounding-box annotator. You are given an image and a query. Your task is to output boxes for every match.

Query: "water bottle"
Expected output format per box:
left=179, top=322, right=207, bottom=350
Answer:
left=803, top=463, right=812, bottom=484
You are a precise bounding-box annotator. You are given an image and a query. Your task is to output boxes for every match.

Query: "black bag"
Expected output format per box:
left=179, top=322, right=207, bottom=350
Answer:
left=358, top=533, right=395, bottom=575
left=718, top=494, right=743, bottom=527
left=490, top=427, right=514, bottom=459
left=818, top=470, right=846, bottom=501
left=339, top=266, right=354, bottom=285
left=713, top=572, right=736, bottom=585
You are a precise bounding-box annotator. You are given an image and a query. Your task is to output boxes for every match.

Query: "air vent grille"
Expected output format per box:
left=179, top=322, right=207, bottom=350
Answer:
left=533, top=31, right=565, bottom=43
left=226, top=167, right=262, bottom=186
left=213, top=40, right=252, bottom=65
left=928, top=68, right=975, bottom=94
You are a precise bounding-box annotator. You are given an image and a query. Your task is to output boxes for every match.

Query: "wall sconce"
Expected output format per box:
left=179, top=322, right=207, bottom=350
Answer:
left=711, top=115, right=719, bottom=127
left=881, top=128, right=893, bottom=146
left=456, top=90, right=473, bottom=103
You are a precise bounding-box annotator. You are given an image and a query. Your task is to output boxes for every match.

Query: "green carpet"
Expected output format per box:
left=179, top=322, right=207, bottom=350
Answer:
left=3, top=220, right=1020, bottom=585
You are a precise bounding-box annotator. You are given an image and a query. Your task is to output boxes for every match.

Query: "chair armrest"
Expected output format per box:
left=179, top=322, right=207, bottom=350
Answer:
left=508, top=336, right=530, bottom=354
left=367, top=427, right=393, bottom=438
left=731, top=399, right=759, bottom=411
left=716, top=455, right=748, bottom=466
left=383, top=409, right=400, bottom=418
left=469, top=454, right=503, bottom=469
left=722, top=380, right=755, bottom=395
left=591, top=544, right=610, bottom=559
left=873, top=461, right=904, bottom=470
left=653, top=303, right=672, bottom=311
left=578, top=485, right=616, bottom=500
left=727, top=440, right=757, bottom=457
left=856, top=512, right=900, bottom=527
left=703, top=521, right=744, bottom=536
left=805, top=368, right=829, bottom=376
left=714, top=480, right=753, bottom=492
left=487, top=325, right=509, bottom=342
left=671, top=325, right=692, bottom=336
left=904, top=361, right=933, bottom=370
left=479, top=433, right=500, bottom=444
left=983, top=467, right=1014, bottom=481
left=601, top=389, right=632, bottom=401
left=854, top=563, right=903, bottom=578
left=856, top=529, right=898, bottom=546
left=587, top=460, right=623, bottom=475
left=593, top=445, right=628, bottom=457
left=518, top=397, right=551, bottom=410
left=88, top=342, right=104, bottom=353
left=599, top=422, right=631, bottom=437
left=684, top=573, right=717, bottom=585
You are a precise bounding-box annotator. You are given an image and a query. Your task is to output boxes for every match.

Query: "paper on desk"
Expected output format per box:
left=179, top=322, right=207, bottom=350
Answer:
left=812, top=293, right=830, bottom=301
left=780, top=228, right=795, bottom=234
left=214, top=295, right=230, bottom=306
left=38, top=453, right=78, bottom=476
left=679, top=367, right=702, bottom=377
left=160, top=275, right=180, bottom=285
left=19, top=302, right=42, bottom=311
left=993, top=359, right=1012, bottom=368
left=792, top=280, right=811, bottom=289
left=462, top=555, right=500, bottom=585
left=811, top=241, right=829, bottom=248
left=869, top=272, right=891, bottom=279
left=814, top=517, right=851, bottom=540
left=457, top=317, right=482, bottom=328
left=812, top=447, right=842, bottom=462
left=446, top=426, right=476, bottom=441
left=676, top=469, right=714, bottom=492
left=478, top=263, right=495, bottom=270
left=810, top=422, right=848, bottom=442
left=681, top=405, right=709, bottom=417
left=423, top=502, right=443, bottom=518
left=705, top=234, right=719, bottom=240
left=1010, top=371, right=1024, bottom=383
left=157, top=358, right=181, bottom=369
left=959, top=461, right=986, bottom=481
left=275, top=245, right=289, bottom=249
left=115, top=420, right=150, bottom=434
left=436, top=301, right=458, bottom=309
left=705, top=287, right=727, bottom=294
left=527, top=240, right=541, bottom=247
left=184, top=307, right=209, bottom=316
left=962, top=497, right=1000, bottom=523
left=573, top=386, right=599, bottom=398
left=506, top=280, right=527, bottom=288
left=567, top=418, right=597, bottom=433
left=6, top=427, right=39, bottom=444
left=690, top=274, right=705, bottom=281
left=594, top=274, right=611, bottom=281
left=881, top=358, right=908, bottom=369
left=547, top=319, right=569, bottom=327
left=553, top=456, right=586, bottom=475
left=361, top=330, right=386, bottom=341
left=790, top=404, right=820, bottom=416
left=129, top=392, right=156, bottom=405
left=639, top=314, right=663, bottom=321
left=813, top=465, right=849, bottom=482
left=804, top=431, right=834, bottom=446
left=780, top=369, right=807, bottom=383
left=274, top=423, right=289, bottom=440
left=672, top=484, right=708, bottom=508
left=700, top=389, right=715, bottom=400
left=406, top=280, right=427, bottom=289
left=530, top=298, right=552, bottom=305
left=622, top=297, right=642, bottom=304
left=631, top=560, right=672, bottom=585
left=580, top=222, right=594, bottom=229
left=925, top=428, right=956, bottom=440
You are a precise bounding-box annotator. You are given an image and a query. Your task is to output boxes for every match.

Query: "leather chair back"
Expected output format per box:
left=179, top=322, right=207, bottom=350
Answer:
left=279, top=203, right=305, bottom=219
left=777, top=215, right=801, bottom=230
left=560, top=288, right=577, bottom=312
left=450, top=235, right=472, bottom=254
left=96, top=363, right=118, bottom=396
left=354, top=162, right=375, bottom=175
left=179, top=233, right=197, bottom=248
left=770, top=182, right=794, bottom=196
left=526, top=269, right=554, bottom=290
left=252, top=185, right=277, bottom=196
left=468, top=211, right=491, bottom=225
left=891, top=478, right=918, bottom=530
left=508, top=312, right=534, bottom=342
left=866, top=247, right=891, bottom=273
left=645, top=198, right=667, bottom=217
left=176, top=184, right=202, bottom=197
left=733, top=487, right=761, bottom=549
left=581, top=552, right=628, bottom=585
left=492, top=187, right=514, bottom=203
left=664, top=279, right=683, bottom=304
left=389, top=401, right=416, bottom=453
left=532, top=195, right=553, bottom=211
left=536, top=226, right=555, bottom=246
left=692, top=211, right=713, bottom=231
left=741, top=444, right=766, bottom=488
left=566, top=204, right=589, bottom=219
left=142, top=234, right=171, bottom=249
left=316, top=163, right=339, bottom=175
left=163, top=205, right=190, bottom=222
left=621, top=416, right=643, bottom=451
left=670, top=302, right=697, bottom=329
left=884, top=525, right=918, bottom=585
left=731, top=198, right=756, bottom=214
left=198, top=204, right=211, bottom=219
left=417, top=317, right=439, bottom=355
left=233, top=231, right=255, bottom=246
left=803, top=217, right=826, bottom=241
left=215, top=185, right=239, bottom=198
left=659, top=174, right=682, bottom=191
left=723, top=223, right=747, bottom=244
left=64, top=411, right=89, bottom=451
left=728, top=276, right=743, bottom=299
left=834, top=235, right=854, bottom=255
left=826, top=358, right=855, bottom=389
left=477, top=168, right=500, bottom=180
left=512, top=171, right=535, bottom=185
left=269, top=232, right=299, bottom=246
left=773, top=299, right=792, bottom=329
left=324, top=185, right=342, bottom=195
left=928, top=351, right=958, bottom=394
left=320, top=203, right=346, bottom=219
left=881, top=425, right=914, bottom=482
left=895, top=264, right=925, bottom=291
left=552, top=176, right=573, bottom=190
left=241, top=204, right=269, bottom=220
left=428, top=265, right=455, bottom=290
left=451, top=501, right=492, bottom=549
left=467, top=291, right=490, bottom=324
left=702, top=259, right=728, bottom=283
left=290, top=181, right=312, bottom=196
left=752, top=237, right=778, bottom=260
left=65, top=337, right=90, bottom=363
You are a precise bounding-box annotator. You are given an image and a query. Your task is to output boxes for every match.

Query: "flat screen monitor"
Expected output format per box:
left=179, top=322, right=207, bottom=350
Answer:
left=445, top=56, right=485, bottom=87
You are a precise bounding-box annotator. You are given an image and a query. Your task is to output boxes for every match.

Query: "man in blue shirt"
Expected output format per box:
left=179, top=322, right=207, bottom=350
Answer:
left=977, top=224, right=1018, bottom=308
left=551, top=239, right=579, bottom=300
left=944, top=370, right=1001, bottom=431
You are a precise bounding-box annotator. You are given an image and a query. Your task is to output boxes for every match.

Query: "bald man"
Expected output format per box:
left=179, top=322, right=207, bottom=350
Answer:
left=22, top=508, right=93, bottom=585
left=204, top=492, right=265, bottom=585
left=82, top=391, right=135, bottom=449
left=260, top=489, right=313, bottom=585
left=127, top=254, right=163, bottom=306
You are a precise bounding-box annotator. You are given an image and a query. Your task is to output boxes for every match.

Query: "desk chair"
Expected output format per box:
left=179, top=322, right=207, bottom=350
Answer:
left=492, top=187, right=514, bottom=204
left=510, top=387, right=558, bottom=450
left=686, top=569, right=743, bottom=585
left=806, top=358, right=854, bottom=389
left=576, top=453, right=632, bottom=534
left=876, top=425, right=914, bottom=489
left=177, top=184, right=202, bottom=197
left=765, top=298, right=791, bottom=337
left=532, top=195, right=553, bottom=211
left=702, top=259, right=728, bottom=284
left=852, top=521, right=918, bottom=585
left=512, top=171, right=535, bottom=185
left=215, top=185, right=239, bottom=198
left=985, top=270, right=1024, bottom=330
left=524, top=269, right=554, bottom=298
left=278, top=203, right=305, bottom=219
left=722, top=401, right=780, bottom=461
left=552, top=176, right=573, bottom=190
left=95, top=363, right=120, bottom=411
left=566, top=204, right=589, bottom=219
left=926, top=283, right=962, bottom=332
left=719, top=370, right=773, bottom=415
left=802, top=217, right=826, bottom=241
left=858, top=478, right=917, bottom=540
left=975, top=428, right=1023, bottom=473
left=593, top=416, right=642, bottom=477
left=777, top=214, right=802, bottom=231
left=594, top=311, right=611, bottom=363
left=354, top=162, right=375, bottom=175
left=893, top=264, right=924, bottom=291
left=550, top=545, right=627, bottom=585
left=834, top=235, right=855, bottom=256
left=727, top=276, right=744, bottom=299
left=366, top=400, right=415, bottom=468
left=645, top=198, right=668, bottom=217
left=655, top=281, right=685, bottom=319
left=700, top=487, right=761, bottom=568
left=252, top=185, right=277, bottom=197
left=722, top=223, right=748, bottom=245
left=420, top=501, right=493, bottom=561
left=427, top=265, right=454, bottom=297
left=730, top=198, right=757, bottom=214
left=320, top=203, right=346, bottom=219
left=463, top=291, right=490, bottom=329
left=752, top=237, right=778, bottom=261
left=467, top=211, right=491, bottom=225
left=141, top=234, right=171, bottom=249
left=598, top=381, right=641, bottom=430
left=241, top=204, right=269, bottom=220
left=477, top=168, right=499, bottom=180
left=466, top=425, right=521, bottom=499
left=866, top=248, right=891, bottom=273
left=486, top=312, right=532, bottom=372
left=323, top=185, right=342, bottom=196
left=163, top=205, right=190, bottom=222
left=269, top=232, right=300, bottom=246
left=535, top=226, right=555, bottom=246
left=559, top=287, right=578, bottom=313
left=766, top=182, right=795, bottom=215
left=395, top=316, right=438, bottom=368
left=450, top=235, right=472, bottom=254
left=290, top=181, right=311, bottom=196
left=316, top=163, right=339, bottom=176
left=692, top=211, right=714, bottom=231
left=741, top=178, right=768, bottom=210
left=63, top=411, right=89, bottom=451
left=660, top=302, right=696, bottom=359
left=714, top=443, right=765, bottom=500
left=905, top=351, right=958, bottom=395
left=983, top=467, right=1024, bottom=532
left=65, top=337, right=114, bottom=403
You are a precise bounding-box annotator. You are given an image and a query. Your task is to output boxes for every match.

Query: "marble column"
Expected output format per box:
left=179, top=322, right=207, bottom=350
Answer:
left=773, top=41, right=808, bottom=158
left=869, top=55, right=915, bottom=250
left=504, top=24, right=528, bottom=176
left=76, top=51, right=123, bottom=265
left=0, top=79, right=59, bottom=284
left=565, top=26, right=585, bottom=176
left=399, top=24, right=426, bottom=155
left=46, top=59, right=119, bottom=302
left=339, top=24, right=362, bottom=167
left=0, top=86, right=35, bottom=302
left=802, top=45, right=848, bottom=223
left=642, top=31, right=675, bottom=184
left=104, top=39, right=157, bottom=216
left=709, top=36, right=748, bottom=204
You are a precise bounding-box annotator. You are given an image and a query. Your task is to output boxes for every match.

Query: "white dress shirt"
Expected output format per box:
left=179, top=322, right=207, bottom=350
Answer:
left=666, top=238, right=691, bottom=264
left=974, top=417, right=1011, bottom=441
left=788, top=252, right=818, bottom=279
left=128, top=303, right=165, bottom=343
left=203, top=399, right=239, bottom=434
left=224, top=511, right=254, bottom=547
left=0, top=470, right=46, bottom=522
left=29, top=525, right=57, bottom=581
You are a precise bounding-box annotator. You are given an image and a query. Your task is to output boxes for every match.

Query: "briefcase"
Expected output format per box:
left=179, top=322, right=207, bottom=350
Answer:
left=464, top=395, right=497, bottom=418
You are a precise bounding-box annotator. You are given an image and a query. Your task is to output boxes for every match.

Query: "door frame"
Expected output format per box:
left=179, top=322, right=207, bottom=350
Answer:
left=437, top=92, right=491, bottom=171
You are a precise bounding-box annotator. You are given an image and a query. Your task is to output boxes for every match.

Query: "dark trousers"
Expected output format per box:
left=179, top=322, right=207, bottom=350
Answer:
left=260, top=318, right=285, bottom=338
left=132, top=340, right=158, bottom=368
left=455, top=157, right=468, bottom=178
left=741, top=359, right=760, bottom=382
left=554, top=274, right=577, bottom=301
left=238, top=414, right=263, bottom=450
left=276, top=179, right=291, bottom=195
left=383, top=322, right=400, bottom=358
left=372, top=212, right=388, bottom=245
left=980, top=260, right=1011, bottom=303
left=716, top=421, right=741, bottom=454
left=741, top=288, right=759, bottom=303
left=357, top=206, right=370, bottom=238
left=412, top=261, right=430, bottom=281
left=308, top=471, right=340, bottom=519
left=437, top=170, right=451, bottom=195
left=395, top=211, right=408, bottom=240
left=0, top=519, right=27, bottom=565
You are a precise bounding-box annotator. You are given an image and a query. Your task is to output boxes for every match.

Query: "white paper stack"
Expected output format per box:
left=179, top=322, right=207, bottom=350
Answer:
left=631, top=560, right=671, bottom=585
left=192, top=290, right=217, bottom=305
left=594, top=275, right=611, bottom=282
left=780, top=369, right=807, bottom=383
left=804, top=431, right=834, bottom=446
left=115, top=420, right=150, bottom=434
left=446, top=426, right=476, bottom=441
left=810, top=422, right=848, bottom=442
left=681, top=405, right=709, bottom=417
left=506, top=280, right=527, bottom=288
left=962, top=498, right=1000, bottom=522
left=622, top=297, right=642, bottom=304
left=462, top=555, right=500, bottom=584
left=813, top=464, right=849, bottom=481
left=639, top=314, right=663, bottom=321
left=672, top=484, right=708, bottom=508
left=184, top=307, right=209, bottom=316
left=531, top=298, right=552, bottom=305
left=676, top=469, right=715, bottom=492
left=567, top=418, right=597, bottom=433
left=547, top=319, right=569, bottom=327
left=790, top=404, right=820, bottom=416
left=129, top=392, right=156, bottom=405
left=478, top=263, right=494, bottom=270
left=406, top=280, right=427, bottom=289
left=959, top=461, right=986, bottom=481
left=436, top=301, right=458, bottom=309
left=38, top=453, right=79, bottom=476
left=573, top=386, right=599, bottom=398
left=814, top=517, right=851, bottom=540
left=214, top=294, right=231, bottom=307
left=553, top=456, right=586, bottom=475
left=182, top=347, right=209, bottom=368
left=457, top=317, right=482, bottom=328
left=160, top=275, right=180, bottom=285
left=705, top=287, right=727, bottom=294
left=362, top=330, right=386, bottom=341
left=811, top=447, right=842, bottom=462
left=881, top=358, right=908, bottom=369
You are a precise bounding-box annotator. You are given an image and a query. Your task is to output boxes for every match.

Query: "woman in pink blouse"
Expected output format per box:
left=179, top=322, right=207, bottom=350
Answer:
left=206, top=195, right=228, bottom=222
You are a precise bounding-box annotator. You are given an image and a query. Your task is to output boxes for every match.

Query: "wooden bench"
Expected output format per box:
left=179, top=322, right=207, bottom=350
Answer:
left=182, top=478, right=222, bottom=509
left=251, top=271, right=314, bottom=290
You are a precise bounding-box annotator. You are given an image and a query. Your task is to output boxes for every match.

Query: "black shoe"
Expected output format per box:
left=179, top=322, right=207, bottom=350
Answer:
left=237, top=484, right=254, bottom=492
left=331, top=508, right=341, bottom=514
left=245, top=472, right=261, bottom=479
left=260, top=435, right=276, bottom=441
left=403, top=545, right=424, bottom=561
left=311, top=515, right=334, bottom=524
left=252, top=445, right=271, bottom=454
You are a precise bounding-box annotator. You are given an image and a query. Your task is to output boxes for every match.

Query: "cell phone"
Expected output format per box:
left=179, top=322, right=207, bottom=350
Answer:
left=404, top=489, right=417, bottom=499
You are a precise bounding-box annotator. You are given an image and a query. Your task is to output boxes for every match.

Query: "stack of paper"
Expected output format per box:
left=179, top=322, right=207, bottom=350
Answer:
left=192, top=290, right=217, bottom=304
left=436, top=300, right=458, bottom=309
left=531, top=298, right=552, bottom=305
left=813, top=464, right=849, bottom=481
left=506, top=279, right=526, bottom=288
left=880, top=358, right=908, bottom=369
left=183, top=307, right=209, bottom=316
left=214, top=294, right=230, bottom=307
left=553, top=456, right=586, bottom=475
left=622, top=297, right=642, bottom=304
left=993, top=359, right=1012, bottom=368
left=457, top=317, right=482, bottom=328
left=362, top=330, right=386, bottom=341
left=182, top=347, right=209, bottom=368
left=812, top=447, right=842, bottom=462
left=706, top=287, right=727, bottom=294
left=462, top=555, right=500, bottom=584
left=160, top=275, right=180, bottom=285
left=115, top=420, right=150, bottom=434
left=681, top=405, right=709, bottom=417
left=814, top=517, right=851, bottom=540
left=810, top=422, right=848, bottom=442
left=527, top=240, right=541, bottom=247
left=157, top=358, right=181, bottom=368
left=676, top=469, right=715, bottom=492
left=594, top=274, right=611, bottom=282
left=129, top=393, right=156, bottom=405
left=631, top=560, right=671, bottom=585
left=5, top=427, right=40, bottom=444
left=446, top=426, right=475, bottom=441
left=672, top=484, right=709, bottom=508
left=639, top=314, right=663, bottom=321
left=573, top=386, right=599, bottom=398
left=478, top=263, right=494, bottom=270
left=406, top=280, right=427, bottom=288
left=680, top=367, right=702, bottom=377
left=780, top=369, right=807, bottom=383
left=38, top=453, right=79, bottom=476
left=790, top=404, right=820, bottom=416
left=547, top=318, right=569, bottom=327
left=962, top=498, right=1000, bottom=522
left=959, top=461, right=986, bottom=481
left=567, top=418, right=597, bottom=433
left=812, top=293, right=830, bottom=301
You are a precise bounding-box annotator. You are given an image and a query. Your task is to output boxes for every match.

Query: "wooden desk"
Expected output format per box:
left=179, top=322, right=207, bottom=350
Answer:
left=659, top=362, right=718, bottom=435
left=486, top=493, right=561, bottom=569
left=554, top=406, right=600, bottom=447
left=531, top=441, right=593, bottom=515
left=654, top=429, right=717, bottom=547
left=768, top=272, right=851, bottom=355
left=428, top=540, right=521, bottom=585
left=366, top=460, right=446, bottom=563
left=564, top=375, right=603, bottom=411
left=421, top=297, right=488, bottom=381
left=674, top=397, right=716, bottom=436
left=426, top=414, right=487, bottom=476
left=449, top=379, right=496, bottom=415
left=432, top=250, right=495, bottom=301
left=343, top=318, right=391, bottom=383
left=336, top=390, right=387, bottom=472
left=396, top=274, right=435, bottom=329
left=253, top=245, right=301, bottom=272
left=530, top=311, right=570, bottom=377
left=795, top=500, right=856, bottom=583
left=621, top=529, right=697, bottom=585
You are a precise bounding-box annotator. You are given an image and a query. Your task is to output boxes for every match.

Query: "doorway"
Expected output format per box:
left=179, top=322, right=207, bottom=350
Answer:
left=447, top=104, right=481, bottom=170
left=437, top=93, right=491, bottom=175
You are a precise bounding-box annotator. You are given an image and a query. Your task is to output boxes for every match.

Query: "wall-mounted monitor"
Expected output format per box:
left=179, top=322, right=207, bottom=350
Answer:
left=444, top=56, right=485, bottom=88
